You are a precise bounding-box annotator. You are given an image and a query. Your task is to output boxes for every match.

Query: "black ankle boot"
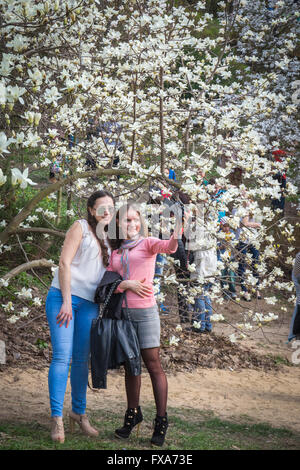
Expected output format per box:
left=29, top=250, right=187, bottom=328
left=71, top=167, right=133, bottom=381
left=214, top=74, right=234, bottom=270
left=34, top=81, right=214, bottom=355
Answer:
left=115, top=406, right=143, bottom=439
left=151, top=413, right=168, bottom=447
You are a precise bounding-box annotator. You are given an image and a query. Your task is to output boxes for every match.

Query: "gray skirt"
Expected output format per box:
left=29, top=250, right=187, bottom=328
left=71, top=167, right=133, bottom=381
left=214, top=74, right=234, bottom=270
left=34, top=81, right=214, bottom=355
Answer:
left=124, top=304, right=160, bottom=349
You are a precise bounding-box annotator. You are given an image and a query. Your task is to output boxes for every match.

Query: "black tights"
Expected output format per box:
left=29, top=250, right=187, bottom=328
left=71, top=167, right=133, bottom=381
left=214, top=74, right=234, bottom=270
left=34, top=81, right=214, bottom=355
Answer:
left=125, top=347, right=168, bottom=416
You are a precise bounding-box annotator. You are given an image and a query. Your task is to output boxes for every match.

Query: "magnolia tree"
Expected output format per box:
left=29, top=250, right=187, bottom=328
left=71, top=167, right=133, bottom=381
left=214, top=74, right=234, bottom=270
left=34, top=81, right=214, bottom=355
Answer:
left=0, top=0, right=299, bottom=344
left=227, top=0, right=300, bottom=146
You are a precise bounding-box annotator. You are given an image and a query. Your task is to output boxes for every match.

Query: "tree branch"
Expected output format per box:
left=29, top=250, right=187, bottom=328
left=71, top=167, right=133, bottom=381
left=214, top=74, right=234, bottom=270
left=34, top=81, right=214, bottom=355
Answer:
left=0, top=167, right=129, bottom=245
left=14, top=227, right=66, bottom=238
left=159, top=66, right=166, bottom=175
left=2, top=259, right=56, bottom=281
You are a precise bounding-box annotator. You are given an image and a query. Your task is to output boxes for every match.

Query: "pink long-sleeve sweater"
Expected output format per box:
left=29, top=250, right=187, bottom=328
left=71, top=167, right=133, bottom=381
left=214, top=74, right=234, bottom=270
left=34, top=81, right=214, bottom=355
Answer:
left=107, top=235, right=178, bottom=308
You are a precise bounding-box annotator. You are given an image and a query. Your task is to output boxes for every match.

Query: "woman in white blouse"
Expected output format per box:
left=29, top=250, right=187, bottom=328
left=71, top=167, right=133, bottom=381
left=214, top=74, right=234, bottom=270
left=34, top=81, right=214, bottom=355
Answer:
left=46, top=190, right=115, bottom=443
left=288, top=252, right=300, bottom=342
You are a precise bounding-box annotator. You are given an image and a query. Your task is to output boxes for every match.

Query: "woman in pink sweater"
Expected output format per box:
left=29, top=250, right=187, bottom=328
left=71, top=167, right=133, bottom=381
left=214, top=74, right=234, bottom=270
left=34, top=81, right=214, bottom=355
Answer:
left=107, top=202, right=180, bottom=446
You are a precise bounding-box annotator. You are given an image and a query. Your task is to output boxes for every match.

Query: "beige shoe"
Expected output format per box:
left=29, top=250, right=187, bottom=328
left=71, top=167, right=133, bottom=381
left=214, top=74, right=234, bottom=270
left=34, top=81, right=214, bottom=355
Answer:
left=51, top=417, right=65, bottom=443
left=69, top=410, right=99, bottom=437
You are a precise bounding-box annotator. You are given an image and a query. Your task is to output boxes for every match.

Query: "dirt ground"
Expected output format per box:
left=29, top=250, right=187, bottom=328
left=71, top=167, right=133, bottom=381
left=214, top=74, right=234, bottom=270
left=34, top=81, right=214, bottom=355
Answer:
left=1, top=295, right=300, bottom=434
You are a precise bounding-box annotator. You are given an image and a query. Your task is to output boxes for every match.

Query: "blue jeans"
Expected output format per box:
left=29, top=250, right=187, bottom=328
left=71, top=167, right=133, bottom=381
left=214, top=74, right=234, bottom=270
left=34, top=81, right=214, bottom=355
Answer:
left=194, top=283, right=213, bottom=332
left=46, top=287, right=99, bottom=417
left=237, top=243, right=260, bottom=292
left=221, top=268, right=236, bottom=297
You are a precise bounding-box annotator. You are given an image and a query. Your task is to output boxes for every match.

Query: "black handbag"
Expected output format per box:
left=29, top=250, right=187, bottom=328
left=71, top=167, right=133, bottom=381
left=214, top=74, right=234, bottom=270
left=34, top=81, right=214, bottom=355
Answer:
left=90, top=279, right=141, bottom=389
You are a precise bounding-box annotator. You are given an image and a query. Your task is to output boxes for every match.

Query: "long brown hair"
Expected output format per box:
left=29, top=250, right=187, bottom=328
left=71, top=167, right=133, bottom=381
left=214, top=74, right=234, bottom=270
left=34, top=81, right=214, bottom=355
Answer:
left=87, top=190, right=115, bottom=266
left=108, top=201, right=148, bottom=251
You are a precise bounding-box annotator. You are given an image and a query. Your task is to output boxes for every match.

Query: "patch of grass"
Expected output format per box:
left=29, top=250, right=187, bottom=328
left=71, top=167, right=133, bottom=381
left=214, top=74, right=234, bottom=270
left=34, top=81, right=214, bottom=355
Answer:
left=0, top=406, right=299, bottom=451
left=271, top=355, right=292, bottom=367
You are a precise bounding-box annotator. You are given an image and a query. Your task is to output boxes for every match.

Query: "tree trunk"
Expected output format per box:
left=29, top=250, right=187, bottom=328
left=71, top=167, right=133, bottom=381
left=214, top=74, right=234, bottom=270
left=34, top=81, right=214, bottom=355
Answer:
left=56, top=186, right=63, bottom=225
left=67, top=189, right=72, bottom=225
left=130, top=73, right=137, bottom=165
left=159, top=67, right=166, bottom=175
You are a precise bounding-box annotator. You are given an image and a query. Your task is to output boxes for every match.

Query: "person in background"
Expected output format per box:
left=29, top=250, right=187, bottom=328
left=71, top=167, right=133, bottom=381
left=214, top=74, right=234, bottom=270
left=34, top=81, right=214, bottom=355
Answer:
left=68, top=134, right=75, bottom=149
left=270, top=149, right=287, bottom=213
left=198, top=169, right=209, bottom=186
left=149, top=181, right=174, bottom=314
left=48, top=134, right=67, bottom=183
left=188, top=215, right=218, bottom=334
left=209, top=178, right=227, bottom=222
left=99, top=120, right=123, bottom=169
left=49, top=157, right=62, bottom=183
left=154, top=250, right=168, bottom=313
left=86, top=119, right=122, bottom=173
left=237, top=200, right=262, bottom=301
left=86, top=119, right=99, bottom=169
left=170, top=191, right=194, bottom=324
left=45, top=190, right=115, bottom=443
left=217, top=220, right=237, bottom=300
left=168, top=168, right=176, bottom=181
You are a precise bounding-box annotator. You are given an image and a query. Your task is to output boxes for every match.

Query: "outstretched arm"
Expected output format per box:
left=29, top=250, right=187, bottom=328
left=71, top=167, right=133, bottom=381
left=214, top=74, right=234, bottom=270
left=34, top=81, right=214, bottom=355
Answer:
left=147, top=218, right=182, bottom=254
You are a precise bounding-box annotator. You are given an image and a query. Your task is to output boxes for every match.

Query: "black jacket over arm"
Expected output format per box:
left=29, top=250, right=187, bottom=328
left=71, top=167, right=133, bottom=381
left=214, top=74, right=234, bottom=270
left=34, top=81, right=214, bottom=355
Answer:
left=91, top=271, right=141, bottom=389
left=94, top=270, right=124, bottom=319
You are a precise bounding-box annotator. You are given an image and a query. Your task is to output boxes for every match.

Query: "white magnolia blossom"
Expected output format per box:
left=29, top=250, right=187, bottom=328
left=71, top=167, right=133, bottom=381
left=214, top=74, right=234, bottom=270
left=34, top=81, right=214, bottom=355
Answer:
left=24, top=132, right=41, bottom=148
left=11, top=168, right=37, bottom=189
left=0, top=278, right=9, bottom=287
left=262, top=313, right=279, bottom=323
left=192, top=321, right=201, bottom=330
left=7, top=315, right=19, bottom=324
left=2, top=301, right=14, bottom=312
left=0, top=82, right=6, bottom=105
left=0, top=132, right=12, bottom=155
left=169, top=335, right=180, bottom=346
left=6, top=85, right=26, bottom=104
left=65, top=209, right=75, bottom=217
left=32, top=297, right=42, bottom=307
left=43, top=210, right=56, bottom=220
left=252, top=312, right=279, bottom=323
left=19, top=307, right=30, bottom=317
left=26, top=215, right=39, bottom=223
left=211, top=314, right=225, bottom=322
left=44, top=86, right=62, bottom=106
left=229, top=334, right=238, bottom=343
left=16, top=287, right=32, bottom=300
left=237, top=323, right=253, bottom=331
left=0, top=169, right=7, bottom=186
left=264, top=297, right=278, bottom=305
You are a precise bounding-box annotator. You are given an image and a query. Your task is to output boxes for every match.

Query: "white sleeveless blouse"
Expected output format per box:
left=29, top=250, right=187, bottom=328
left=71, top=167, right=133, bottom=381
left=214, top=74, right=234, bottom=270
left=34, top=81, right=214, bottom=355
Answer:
left=51, top=219, right=109, bottom=302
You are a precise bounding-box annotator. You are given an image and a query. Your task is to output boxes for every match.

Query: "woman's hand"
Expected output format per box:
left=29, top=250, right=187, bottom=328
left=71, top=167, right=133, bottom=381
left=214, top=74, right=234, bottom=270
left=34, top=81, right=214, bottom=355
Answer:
left=173, top=217, right=183, bottom=239
left=121, top=279, right=153, bottom=298
left=56, top=221, right=82, bottom=328
left=56, top=301, right=73, bottom=328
